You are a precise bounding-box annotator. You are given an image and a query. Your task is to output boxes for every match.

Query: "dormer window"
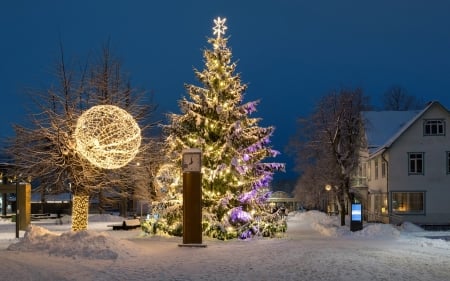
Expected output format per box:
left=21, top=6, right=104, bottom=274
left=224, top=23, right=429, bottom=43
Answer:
left=423, top=119, right=445, bottom=136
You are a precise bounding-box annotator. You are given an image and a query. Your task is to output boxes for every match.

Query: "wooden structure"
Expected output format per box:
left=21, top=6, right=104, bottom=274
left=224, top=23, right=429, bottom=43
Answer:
left=0, top=182, right=31, bottom=230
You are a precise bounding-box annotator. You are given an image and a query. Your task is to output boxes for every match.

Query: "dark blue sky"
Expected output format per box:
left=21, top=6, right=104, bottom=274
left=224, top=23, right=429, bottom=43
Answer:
left=2, top=1, right=450, bottom=181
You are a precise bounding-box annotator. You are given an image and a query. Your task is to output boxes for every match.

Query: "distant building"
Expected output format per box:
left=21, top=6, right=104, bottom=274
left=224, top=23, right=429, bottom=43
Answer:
left=355, top=101, right=450, bottom=226
left=267, top=191, right=301, bottom=212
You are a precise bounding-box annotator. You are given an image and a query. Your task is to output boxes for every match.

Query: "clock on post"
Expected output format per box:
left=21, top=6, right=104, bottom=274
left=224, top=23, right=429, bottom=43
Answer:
left=180, top=148, right=205, bottom=247
left=182, top=148, right=202, bottom=173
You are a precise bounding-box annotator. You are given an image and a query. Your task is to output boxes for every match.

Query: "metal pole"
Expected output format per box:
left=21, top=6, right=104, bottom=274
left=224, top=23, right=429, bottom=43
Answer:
left=15, top=181, right=19, bottom=239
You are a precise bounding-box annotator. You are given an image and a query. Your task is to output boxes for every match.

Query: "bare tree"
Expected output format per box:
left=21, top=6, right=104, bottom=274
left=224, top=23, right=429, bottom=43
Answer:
left=293, top=166, right=327, bottom=210
left=289, top=88, right=369, bottom=225
left=5, top=42, right=160, bottom=229
left=382, top=85, right=423, bottom=110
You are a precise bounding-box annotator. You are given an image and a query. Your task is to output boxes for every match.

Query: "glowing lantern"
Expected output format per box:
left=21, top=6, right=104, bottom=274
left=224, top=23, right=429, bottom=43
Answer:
left=74, top=105, right=141, bottom=169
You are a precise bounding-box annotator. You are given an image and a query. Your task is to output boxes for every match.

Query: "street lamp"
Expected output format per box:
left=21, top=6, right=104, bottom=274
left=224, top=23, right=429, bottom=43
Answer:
left=325, top=184, right=332, bottom=215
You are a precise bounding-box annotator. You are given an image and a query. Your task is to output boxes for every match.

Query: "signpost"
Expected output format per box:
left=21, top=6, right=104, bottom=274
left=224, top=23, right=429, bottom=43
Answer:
left=0, top=177, right=31, bottom=238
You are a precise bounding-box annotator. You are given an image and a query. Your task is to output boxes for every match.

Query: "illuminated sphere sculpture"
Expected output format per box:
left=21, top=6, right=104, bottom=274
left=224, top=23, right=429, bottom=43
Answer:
left=74, top=105, right=141, bottom=169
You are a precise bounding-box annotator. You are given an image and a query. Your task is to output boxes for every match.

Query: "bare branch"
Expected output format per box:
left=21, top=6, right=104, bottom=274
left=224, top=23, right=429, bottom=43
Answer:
left=5, top=43, right=162, bottom=217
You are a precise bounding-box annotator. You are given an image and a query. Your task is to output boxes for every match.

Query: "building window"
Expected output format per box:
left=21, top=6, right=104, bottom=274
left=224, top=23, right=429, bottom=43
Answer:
left=373, top=193, right=388, bottom=215
left=408, top=152, right=424, bottom=175
left=447, top=152, right=450, bottom=174
left=423, top=119, right=445, bottom=136
left=391, top=192, right=425, bottom=214
left=374, top=159, right=379, bottom=180
left=367, top=161, right=371, bottom=181
left=381, top=161, right=386, bottom=178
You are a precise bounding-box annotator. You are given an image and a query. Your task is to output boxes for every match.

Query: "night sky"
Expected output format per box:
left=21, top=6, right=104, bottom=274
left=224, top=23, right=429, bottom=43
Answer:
left=2, top=1, right=450, bottom=181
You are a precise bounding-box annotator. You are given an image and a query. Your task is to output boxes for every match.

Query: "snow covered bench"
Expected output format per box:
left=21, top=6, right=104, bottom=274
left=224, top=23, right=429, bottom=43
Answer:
left=31, top=213, right=64, bottom=220
left=108, top=218, right=141, bottom=230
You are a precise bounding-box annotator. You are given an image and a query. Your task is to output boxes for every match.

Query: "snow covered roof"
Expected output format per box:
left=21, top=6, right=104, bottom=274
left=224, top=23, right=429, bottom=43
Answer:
left=362, top=101, right=442, bottom=156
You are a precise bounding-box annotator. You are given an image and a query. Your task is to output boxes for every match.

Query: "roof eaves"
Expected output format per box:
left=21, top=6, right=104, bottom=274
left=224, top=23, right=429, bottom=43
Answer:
left=369, top=146, right=386, bottom=159
left=375, top=102, right=436, bottom=152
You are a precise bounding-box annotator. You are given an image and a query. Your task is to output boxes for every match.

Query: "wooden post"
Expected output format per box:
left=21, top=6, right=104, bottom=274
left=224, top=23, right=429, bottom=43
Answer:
left=18, top=183, right=31, bottom=230
left=181, top=172, right=203, bottom=245
left=179, top=148, right=206, bottom=247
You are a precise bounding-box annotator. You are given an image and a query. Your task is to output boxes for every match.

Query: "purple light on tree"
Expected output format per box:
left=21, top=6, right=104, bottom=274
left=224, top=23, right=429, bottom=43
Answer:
left=230, top=207, right=252, bottom=223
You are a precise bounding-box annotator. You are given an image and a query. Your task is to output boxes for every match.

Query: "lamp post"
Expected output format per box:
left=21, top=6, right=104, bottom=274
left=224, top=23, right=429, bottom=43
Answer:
left=15, top=179, right=19, bottom=238
left=325, top=184, right=332, bottom=215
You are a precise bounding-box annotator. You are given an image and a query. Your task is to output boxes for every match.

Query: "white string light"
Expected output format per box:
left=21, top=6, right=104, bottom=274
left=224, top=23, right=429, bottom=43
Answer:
left=74, top=105, right=141, bottom=169
left=213, top=17, right=227, bottom=39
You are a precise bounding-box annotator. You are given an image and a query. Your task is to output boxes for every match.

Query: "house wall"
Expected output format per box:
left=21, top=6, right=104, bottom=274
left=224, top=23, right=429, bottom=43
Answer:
left=366, top=154, right=389, bottom=222
left=367, top=154, right=388, bottom=192
left=387, top=104, right=450, bottom=224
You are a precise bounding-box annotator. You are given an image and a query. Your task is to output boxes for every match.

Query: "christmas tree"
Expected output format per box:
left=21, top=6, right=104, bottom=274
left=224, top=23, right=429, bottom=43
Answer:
left=153, top=17, right=286, bottom=240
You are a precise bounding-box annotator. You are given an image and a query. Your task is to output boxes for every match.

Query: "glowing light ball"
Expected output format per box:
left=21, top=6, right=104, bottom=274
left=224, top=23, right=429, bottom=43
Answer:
left=155, top=163, right=180, bottom=193
left=75, top=105, right=141, bottom=169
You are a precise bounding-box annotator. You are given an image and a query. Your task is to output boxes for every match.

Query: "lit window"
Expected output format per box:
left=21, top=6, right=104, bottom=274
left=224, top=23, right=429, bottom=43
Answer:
left=423, top=119, right=445, bottom=136
left=374, top=193, right=388, bottom=214
left=391, top=192, right=425, bottom=214
left=408, top=152, right=424, bottom=175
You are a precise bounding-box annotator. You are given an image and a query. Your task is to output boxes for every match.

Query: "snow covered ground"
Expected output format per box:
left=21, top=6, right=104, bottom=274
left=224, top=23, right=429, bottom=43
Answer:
left=0, top=211, right=449, bottom=281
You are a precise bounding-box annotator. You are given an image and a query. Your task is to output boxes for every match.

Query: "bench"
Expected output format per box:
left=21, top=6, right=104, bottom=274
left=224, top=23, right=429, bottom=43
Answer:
left=31, top=213, right=64, bottom=221
left=108, top=218, right=141, bottom=230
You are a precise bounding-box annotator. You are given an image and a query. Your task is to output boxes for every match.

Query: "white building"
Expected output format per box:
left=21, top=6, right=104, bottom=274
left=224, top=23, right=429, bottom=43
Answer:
left=358, top=101, right=450, bottom=226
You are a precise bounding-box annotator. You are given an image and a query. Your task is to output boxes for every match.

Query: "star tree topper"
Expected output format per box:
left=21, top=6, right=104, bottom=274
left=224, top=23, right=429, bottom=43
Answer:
left=213, top=17, right=227, bottom=39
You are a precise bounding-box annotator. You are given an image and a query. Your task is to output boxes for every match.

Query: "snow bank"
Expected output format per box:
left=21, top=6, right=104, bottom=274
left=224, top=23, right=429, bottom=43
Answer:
left=290, top=210, right=401, bottom=239
left=397, top=221, right=424, bottom=232
left=7, top=223, right=138, bottom=260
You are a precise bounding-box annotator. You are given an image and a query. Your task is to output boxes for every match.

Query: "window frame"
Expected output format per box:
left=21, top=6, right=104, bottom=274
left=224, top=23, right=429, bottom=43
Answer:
left=408, top=152, right=424, bottom=175
left=390, top=191, right=425, bottom=215
left=423, top=119, right=445, bottom=136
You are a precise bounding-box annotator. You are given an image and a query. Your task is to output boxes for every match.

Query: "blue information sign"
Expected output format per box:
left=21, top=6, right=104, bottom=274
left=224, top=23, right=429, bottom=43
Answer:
left=351, top=204, right=362, bottom=222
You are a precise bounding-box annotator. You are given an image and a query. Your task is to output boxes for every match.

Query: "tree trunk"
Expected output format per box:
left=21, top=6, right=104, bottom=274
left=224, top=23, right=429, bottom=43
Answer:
left=40, top=187, right=45, bottom=214
left=337, top=188, right=346, bottom=226
left=120, top=196, right=128, bottom=218
left=71, top=194, right=89, bottom=231
left=338, top=199, right=346, bottom=226
left=98, top=190, right=104, bottom=214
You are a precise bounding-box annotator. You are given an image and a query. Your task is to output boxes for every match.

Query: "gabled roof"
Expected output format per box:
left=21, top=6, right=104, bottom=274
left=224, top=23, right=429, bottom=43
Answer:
left=362, top=101, right=446, bottom=157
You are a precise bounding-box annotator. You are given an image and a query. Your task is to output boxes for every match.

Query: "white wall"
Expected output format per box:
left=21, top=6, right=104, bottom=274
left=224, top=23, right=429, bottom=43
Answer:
left=387, top=104, right=450, bottom=224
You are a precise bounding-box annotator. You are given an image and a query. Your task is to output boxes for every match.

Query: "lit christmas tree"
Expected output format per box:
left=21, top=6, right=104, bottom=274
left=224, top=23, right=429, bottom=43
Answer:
left=154, top=17, right=286, bottom=240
